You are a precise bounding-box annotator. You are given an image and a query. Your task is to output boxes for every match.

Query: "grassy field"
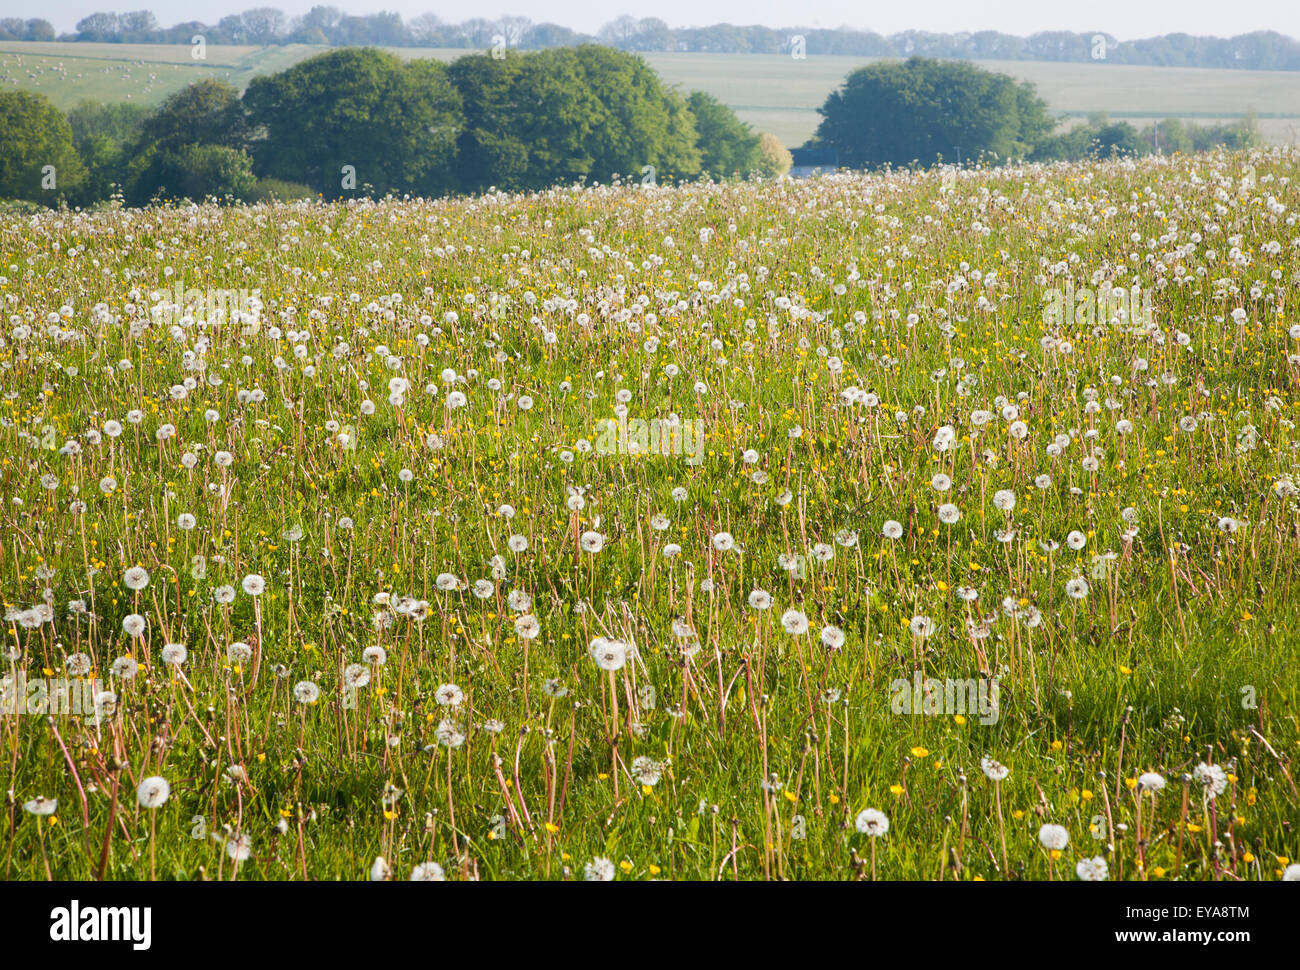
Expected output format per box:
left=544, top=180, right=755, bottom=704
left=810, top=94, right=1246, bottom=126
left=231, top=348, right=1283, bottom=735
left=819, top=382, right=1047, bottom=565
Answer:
left=2, top=148, right=1299, bottom=881
left=3, top=41, right=1300, bottom=147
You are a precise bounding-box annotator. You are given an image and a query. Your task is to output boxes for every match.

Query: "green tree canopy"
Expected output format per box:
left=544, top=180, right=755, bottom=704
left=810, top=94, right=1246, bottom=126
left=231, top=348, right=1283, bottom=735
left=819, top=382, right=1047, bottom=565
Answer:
left=125, top=143, right=257, bottom=205
left=569, top=45, right=700, bottom=183
left=0, top=91, right=86, bottom=205
left=137, top=79, right=248, bottom=155
left=448, top=45, right=701, bottom=193
left=448, top=49, right=599, bottom=194
left=687, top=91, right=762, bottom=178
left=243, top=47, right=462, bottom=198
left=67, top=100, right=149, bottom=205
left=811, top=57, right=1052, bottom=169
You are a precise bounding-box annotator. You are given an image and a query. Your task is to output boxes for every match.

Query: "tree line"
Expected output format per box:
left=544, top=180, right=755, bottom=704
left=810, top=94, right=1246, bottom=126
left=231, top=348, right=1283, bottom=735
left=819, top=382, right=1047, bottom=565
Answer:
left=0, top=46, right=792, bottom=208
left=0, top=52, right=1268, bottom=210
left=6, top=11, right=1300, bottom=71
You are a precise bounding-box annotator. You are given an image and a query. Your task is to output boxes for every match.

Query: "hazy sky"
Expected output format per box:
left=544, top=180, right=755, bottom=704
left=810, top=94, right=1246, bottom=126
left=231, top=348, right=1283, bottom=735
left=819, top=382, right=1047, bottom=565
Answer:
left=25, top=0, right=1300, bottom=41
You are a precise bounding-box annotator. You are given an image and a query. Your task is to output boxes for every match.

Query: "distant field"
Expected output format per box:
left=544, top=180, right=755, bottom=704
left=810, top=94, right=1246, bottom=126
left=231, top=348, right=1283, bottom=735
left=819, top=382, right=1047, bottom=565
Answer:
left=3, top=41, right=1299, bottom=146
left=0, top=42, right=323, bottom=110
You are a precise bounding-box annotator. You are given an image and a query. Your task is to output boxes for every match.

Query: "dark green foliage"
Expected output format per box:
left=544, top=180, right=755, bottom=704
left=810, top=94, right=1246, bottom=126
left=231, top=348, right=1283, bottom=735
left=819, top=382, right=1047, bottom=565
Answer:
left=66, top=100, right=149, bottom=205
left=448, top=46, right=701, bottom=193
left=121, top=79, right=254, bottom=205
left=0, top=91, right=86, bottom=205
left=243, top=48, right=461, bottom=199
left=137, top=79, right=248, bottom=154
left=124, top=143, right=257, bottom=205
left=810, top=57, right=1052, bottom=169
left=687, top=91, right=763, bottom=178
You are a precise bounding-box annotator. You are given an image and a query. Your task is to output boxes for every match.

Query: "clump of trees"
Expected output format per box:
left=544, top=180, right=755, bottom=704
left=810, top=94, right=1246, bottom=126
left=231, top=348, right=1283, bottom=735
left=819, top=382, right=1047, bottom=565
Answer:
left=0, top=18, right=56, bottom=41
left=1031, top=112, right=1263, bottom=161
left=810, top=57, right=1052, bottom=169
left=0, top=45, right=786, bottom=208
left=804, top=57, right=1264, bottom=169
left=243, top=48, right=461, bottom=199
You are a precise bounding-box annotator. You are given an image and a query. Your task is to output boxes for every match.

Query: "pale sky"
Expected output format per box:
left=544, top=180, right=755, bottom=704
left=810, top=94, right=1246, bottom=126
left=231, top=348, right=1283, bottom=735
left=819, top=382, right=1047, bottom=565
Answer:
left=24, top=0, right=1300, bottom=41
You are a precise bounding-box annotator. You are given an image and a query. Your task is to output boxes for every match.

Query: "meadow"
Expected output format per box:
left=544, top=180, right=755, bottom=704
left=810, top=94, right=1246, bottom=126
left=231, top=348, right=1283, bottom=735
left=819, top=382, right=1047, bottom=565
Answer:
left=3, top=41, right=1300, bottom=146
left=2, top=149, right=1300, bottom=881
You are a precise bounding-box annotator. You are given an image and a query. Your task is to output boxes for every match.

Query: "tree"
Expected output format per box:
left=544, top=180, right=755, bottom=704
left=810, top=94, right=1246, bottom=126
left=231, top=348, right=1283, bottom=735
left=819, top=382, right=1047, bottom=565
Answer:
left=811, top=57, right=1052, bottom=169
left=0, top=91, right=86, bottom=204
left=241, top=8, right=287, bottom=45
left=598, top=16, right=640, bottom=48
left=138, top=80, right=248, bottom=155
left=756, top=132, right=793, bottom=177
left=215, top=15, right=248, bottom=44
left=243, top=48, right=462, bottom=198
left=1141, top=118, right=1193, bottom=154
left=1091, top=121, right=1144, bottom=158
left=569, top=45, right=700, bottom=182
left=524, top=23, right=586, bottom=48
left=118, top=10, right=158, bottom=41
left=122, top=80, right=252, bottom=205
left=408, top=13, right=443, bottom=45
left=75, top=13, right=121, bottom=42
left=290, top=5, right=341, bottom=43
left=631, top=18, right=672, bottom=51
left=126, top=143, right=256, bottom=205
left=67, top=100, right=149, bottom=204
left=24, top=19, right=56, bottom=42
left=448, top=49, right=601, bottom=193
left=687, top=91, right=761, bottom=178
left=496, top=16, right=532, bottom=48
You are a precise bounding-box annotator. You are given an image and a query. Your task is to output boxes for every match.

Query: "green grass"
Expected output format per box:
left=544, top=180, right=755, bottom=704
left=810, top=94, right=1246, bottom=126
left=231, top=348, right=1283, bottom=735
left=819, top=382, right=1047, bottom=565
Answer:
left=4, top=41, right=1300, bottom=146
left=1, top=149, right=1299, bottom=881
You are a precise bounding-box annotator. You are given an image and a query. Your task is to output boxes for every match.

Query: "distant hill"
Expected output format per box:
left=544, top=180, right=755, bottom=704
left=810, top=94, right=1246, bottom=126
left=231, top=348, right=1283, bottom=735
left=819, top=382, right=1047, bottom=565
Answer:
left=4, top=12, right=1300, bottom=71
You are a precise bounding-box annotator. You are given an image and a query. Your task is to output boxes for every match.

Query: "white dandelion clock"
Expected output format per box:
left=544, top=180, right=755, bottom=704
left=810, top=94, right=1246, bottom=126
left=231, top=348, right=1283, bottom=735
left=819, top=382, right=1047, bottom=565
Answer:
left=820, top=625, right=845, bottom=650
left=780, top=609, right=809, bottom=635
left=1076, top=856, right=1109, bottom=881
left=123, top=565, right=150, bottom=591
left=1038, top=824, right=1069, bottom=851
left=1137, top=772, right=1166, bottom=793
left=343, top=663, right=371, bottom=689
left=980, top=756, right=1010, bottom=781
left=137, top=776, right=170, bottom=808
left=24, top=796, right=57, bottom=816
left=435, top=683, right=465, bottom=707
left=855, top=808, right=889, bottom=836
left=584, top=856, right=616, bottom=881
left=590, top=638, right=628, bottom=671
left=1065, top=577, right=1090, bottom=600
left=1193, top=762, right=1227, bottom=799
